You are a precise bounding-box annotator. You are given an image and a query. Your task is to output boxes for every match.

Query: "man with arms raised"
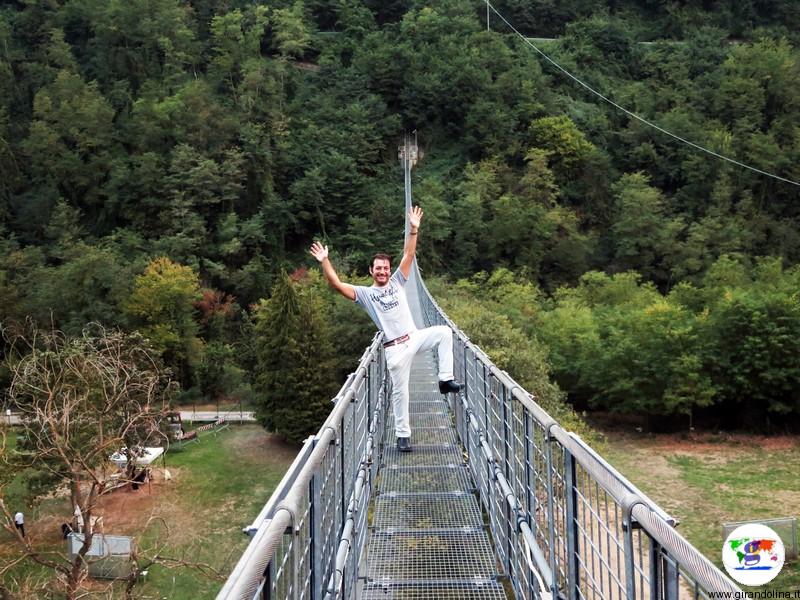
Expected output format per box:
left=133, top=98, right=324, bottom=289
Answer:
left=310, top=206, right=461, bottom=452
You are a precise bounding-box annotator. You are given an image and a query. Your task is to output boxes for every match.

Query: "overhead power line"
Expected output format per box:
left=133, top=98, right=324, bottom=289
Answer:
left=484, top=1, right=800, bottom=187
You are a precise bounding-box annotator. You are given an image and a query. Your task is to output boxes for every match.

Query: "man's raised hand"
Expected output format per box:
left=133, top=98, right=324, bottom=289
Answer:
left=409, top=206, right=423, bottom=231
left=310, top=241, right=329, bottom=263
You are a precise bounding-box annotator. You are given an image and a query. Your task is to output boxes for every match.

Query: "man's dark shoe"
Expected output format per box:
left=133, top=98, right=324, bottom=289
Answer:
left=438, top=379, right=463, bottom=394
left=397, top=437, right=412, bottom=452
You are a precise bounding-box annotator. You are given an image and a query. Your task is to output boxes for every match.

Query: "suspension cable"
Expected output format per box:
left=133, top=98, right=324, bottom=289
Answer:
left=485, top=0, right=800, bottom=187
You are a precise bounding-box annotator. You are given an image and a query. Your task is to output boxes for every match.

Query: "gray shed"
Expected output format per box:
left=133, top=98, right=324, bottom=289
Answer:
left=67, top=533, right=135, bottom=579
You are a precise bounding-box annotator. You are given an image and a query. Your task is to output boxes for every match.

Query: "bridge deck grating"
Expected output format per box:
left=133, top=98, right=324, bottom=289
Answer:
left=408, top=391, right=449, bottom=402
left=367, top=531, right=497, bottom=581
left=361, top=582, right=507, bottom=599
left=407, top=427, right=456, bottom=446
left=378, top=467, right=472, bottom=495
left=373, top=493, right=482, bottom=530
left=386, top=413, right=451, bottom=430
left=409, top=384, right=440, bottom=393
left=382, top=445, right=463, bottom=467
left=407, top=401, right=448, bottom=414
left=366, top=355, right=508, bottom=599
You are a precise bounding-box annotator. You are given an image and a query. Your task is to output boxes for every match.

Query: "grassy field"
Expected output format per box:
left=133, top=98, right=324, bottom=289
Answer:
left=0, top=425, right=297, bottom=599
left=600, top=431, right=800, bottom=592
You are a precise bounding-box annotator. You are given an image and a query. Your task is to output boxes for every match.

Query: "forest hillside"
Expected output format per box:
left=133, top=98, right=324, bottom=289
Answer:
left=1, top=0, right=799, bottom=432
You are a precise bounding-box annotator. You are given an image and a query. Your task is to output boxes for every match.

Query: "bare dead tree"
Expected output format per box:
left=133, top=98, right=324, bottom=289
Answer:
left=1, top=321, right=177, bottom=600
left=120, top=515, right=225, bottom=600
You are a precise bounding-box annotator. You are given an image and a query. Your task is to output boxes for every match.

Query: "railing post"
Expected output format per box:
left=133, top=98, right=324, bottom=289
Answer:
left=309, top=438, right=322, bottom=600
left=501, top=385, right=513, bottom=576
left=524, top=411, right=537, bottom=600
left=338, top=425, right=346, bottom=593
left=462, top=347, right=472, bottom=458
left=649, top=538, right=662, bottom=600
left=293, top=521, right=300, bottom=600
left=462, top=340, right=469, bottom=404
left=366, top=366, right=371, bottom=448
left=482, top=364, right=489, bottom=447
left=264, top=559, right=273, bottom=599
left=545, top=424, right=560, bottom=600
left=564, top=449, right=580, bottom=600
left=483, top=366, right=492, bottom=513
left=664, top=551, right=680, bottom=600
left=623, top=507, right=637, bottom=599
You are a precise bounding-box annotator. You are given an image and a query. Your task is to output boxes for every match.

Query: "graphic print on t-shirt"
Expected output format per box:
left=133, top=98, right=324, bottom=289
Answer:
left=370, top=284, right=400, bottom=312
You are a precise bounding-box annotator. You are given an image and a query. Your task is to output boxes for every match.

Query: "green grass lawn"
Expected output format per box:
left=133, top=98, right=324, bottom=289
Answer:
left=135, top=425, right=297, bottom=599
left=600, top=432, right=800, bottom=592
left=0, top=425, right=297, bottom=599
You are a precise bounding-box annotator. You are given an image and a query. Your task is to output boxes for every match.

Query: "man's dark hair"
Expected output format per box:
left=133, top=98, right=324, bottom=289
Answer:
left=370, top=253, right=392, bottom=269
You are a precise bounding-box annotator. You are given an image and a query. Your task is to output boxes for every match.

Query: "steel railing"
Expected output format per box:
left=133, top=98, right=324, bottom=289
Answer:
left=414, top=273, right=742, bottom=600
left=217, top=334, right=387, bottom=600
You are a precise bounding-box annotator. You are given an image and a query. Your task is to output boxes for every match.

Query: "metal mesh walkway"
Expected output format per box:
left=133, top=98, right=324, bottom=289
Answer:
left=363, top=351, right=509, bottom=600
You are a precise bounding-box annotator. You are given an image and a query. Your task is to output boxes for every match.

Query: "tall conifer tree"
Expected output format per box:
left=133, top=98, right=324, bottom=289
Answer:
left=253, top=273, right=336, bottom=443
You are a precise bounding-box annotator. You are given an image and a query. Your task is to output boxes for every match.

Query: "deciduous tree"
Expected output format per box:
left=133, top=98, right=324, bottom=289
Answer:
left=0, top=323, right=175, bottom=600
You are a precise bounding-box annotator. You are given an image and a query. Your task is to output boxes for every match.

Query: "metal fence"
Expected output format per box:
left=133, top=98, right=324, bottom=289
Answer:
left=414, top=274, right=742, bottom=600
left=217, top=334, right=387, bottom=600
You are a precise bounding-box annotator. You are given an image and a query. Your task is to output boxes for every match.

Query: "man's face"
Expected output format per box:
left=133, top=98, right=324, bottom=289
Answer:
left=370, top=258, right=391, bottom=286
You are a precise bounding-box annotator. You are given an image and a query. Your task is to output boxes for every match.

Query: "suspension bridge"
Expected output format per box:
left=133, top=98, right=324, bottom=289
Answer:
left=215, top=138, right=742, bottom=600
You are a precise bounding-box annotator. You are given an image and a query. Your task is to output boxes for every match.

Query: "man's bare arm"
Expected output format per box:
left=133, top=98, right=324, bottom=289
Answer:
left=398, top=206, right=423, bottom=279
left=310, top=242, right=357, bottom=301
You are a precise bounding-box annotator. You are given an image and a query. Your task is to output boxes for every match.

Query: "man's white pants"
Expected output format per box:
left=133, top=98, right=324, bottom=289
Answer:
left=385, top=325, right=454, bottom=439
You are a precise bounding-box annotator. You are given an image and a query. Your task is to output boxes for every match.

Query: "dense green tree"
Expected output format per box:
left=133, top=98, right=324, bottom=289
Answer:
left=489, top=149, right=557, bottom=274
left=490, top=0, right=604, bottom=37
left=208, top=7, right=270, bottom=95
left=122, top=257, right=202, bottom=385
left=22, top=70, right=115, bottom=225
left=705, top=286, right=800, bottom=424
left=538, top=271, right=717, bottom=423
left=66, top=0, right=200, bottom=90
left=609, top=173, right=683, bottom=284
left=700, top=258, right=800, bottom=426
left=427, top=274, right=589, bottom=436
left=450, top=160, right=501, bottom=275
left=197, top=340, right=247, bottom=402
left=272, top=2, right=313, bottom=59
left=252, top=273, right=337, bottom=444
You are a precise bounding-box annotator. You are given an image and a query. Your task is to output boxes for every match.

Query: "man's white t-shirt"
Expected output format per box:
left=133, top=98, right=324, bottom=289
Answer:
left=14, top=512, right=23, bottom=525
left=353, top=269, right=416, bottom=341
